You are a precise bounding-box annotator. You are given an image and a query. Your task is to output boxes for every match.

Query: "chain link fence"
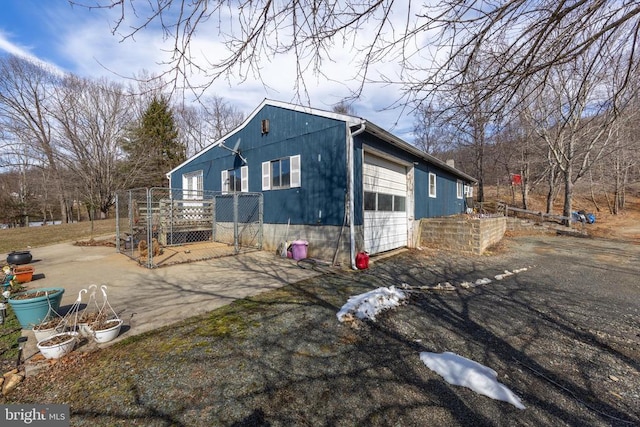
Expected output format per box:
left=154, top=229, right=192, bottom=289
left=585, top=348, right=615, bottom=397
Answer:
left=115, top=188, right=263, bottom=268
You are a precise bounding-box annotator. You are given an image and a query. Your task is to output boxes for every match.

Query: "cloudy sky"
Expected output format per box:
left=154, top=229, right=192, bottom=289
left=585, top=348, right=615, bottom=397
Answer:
left=0, top=1, right=421, bottom=141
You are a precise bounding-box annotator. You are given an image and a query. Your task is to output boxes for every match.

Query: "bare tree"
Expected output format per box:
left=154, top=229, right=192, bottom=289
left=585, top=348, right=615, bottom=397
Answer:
left=596, top=92, right=640, bottom=214
left=437, top=51, right=505, bottom=203
left=52, top=75, right=132, bottom=217
left=522, top=50, right=629, bottom=220
left=412, top=103, right=452, bottom=155
left=70, top=1, right=640, bottom=213
left=332, top=100, right=358, bottom=116
left=71, top=1, right=639, bottom=110
left=175, top=96, right=245, bottom=156
left=0, top=55, right=70, bottom=223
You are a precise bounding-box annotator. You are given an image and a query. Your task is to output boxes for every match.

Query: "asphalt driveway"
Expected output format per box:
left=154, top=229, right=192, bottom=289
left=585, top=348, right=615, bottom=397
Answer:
left=8, top=234, right=640, bottom=426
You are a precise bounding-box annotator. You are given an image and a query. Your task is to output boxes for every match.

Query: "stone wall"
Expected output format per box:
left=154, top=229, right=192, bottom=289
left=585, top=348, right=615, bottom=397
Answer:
left=419, top=215, right=507, bottom=255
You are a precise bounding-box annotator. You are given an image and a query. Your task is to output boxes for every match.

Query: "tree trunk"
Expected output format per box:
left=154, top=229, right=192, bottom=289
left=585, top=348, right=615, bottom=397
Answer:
left=521, top=163, right=529, bottom=210
left=563, top=164, right=573, bottom=226
left=546, top=164, right=555, bottom=214
left=588, top=170, right=600, bottom=212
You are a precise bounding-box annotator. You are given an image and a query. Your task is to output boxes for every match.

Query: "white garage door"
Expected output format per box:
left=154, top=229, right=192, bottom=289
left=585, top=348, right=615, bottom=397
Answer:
left=363, top=153, right=408, bottom=254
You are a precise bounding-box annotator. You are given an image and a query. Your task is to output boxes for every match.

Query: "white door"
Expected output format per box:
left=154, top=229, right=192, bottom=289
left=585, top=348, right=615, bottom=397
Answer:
left=363, top=153, right=408, bottom=254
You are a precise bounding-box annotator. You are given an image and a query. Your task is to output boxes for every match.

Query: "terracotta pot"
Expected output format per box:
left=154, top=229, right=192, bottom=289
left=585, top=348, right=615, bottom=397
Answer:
left=13, top=265, right=34, bottom=283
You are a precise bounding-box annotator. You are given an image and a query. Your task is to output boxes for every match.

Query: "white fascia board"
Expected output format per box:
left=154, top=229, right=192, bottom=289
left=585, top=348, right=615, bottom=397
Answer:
left=261, top=99, right=363, bottom=126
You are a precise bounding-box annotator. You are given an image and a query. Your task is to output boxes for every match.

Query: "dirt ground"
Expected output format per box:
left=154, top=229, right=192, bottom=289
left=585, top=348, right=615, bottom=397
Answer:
left=502, top=190, right=640, bottom=242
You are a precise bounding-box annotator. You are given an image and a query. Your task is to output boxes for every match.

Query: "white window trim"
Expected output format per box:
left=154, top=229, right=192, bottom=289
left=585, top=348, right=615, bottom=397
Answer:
left=428, top=172, right=437, bottom=198
left=182, top=170, right=203, bottom=200
left=464, top=185, right=474, bottom=198
left=261, top=155, right=301, bottom=191
left=223, top=166, right=249, bottom=193
left=457, top=180, right=464, bottom=199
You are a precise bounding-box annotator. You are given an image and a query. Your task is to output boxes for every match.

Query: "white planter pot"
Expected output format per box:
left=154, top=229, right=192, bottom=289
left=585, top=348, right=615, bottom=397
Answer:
left=90, top=319, right=123, bottom=343
left=37, top=332, right=78, bottom=359
left=33, top=319, right=65, bottom=342
left=33, top=326, right=62, bottom=342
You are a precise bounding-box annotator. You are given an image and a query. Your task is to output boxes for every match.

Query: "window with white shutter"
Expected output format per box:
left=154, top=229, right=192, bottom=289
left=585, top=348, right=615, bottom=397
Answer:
left=221, top=170, right=229, bottom=193
left=262, top=155, right=301, bottom=190
left=290, top=155, right=301, bottom=188
left=223, top=167, right=247, bottom=193
left=262, top=161, right=270, bottom=190
left=241, top=165, right=249, bottom=192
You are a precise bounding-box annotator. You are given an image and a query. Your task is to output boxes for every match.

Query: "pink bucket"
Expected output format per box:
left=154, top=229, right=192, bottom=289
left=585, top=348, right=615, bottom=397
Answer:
left=290, top=240, right=308, bottom=260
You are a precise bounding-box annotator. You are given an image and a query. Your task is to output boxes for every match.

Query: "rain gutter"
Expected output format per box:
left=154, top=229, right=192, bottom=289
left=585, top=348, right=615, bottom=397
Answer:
left=348, top=121, right=366, bottom=270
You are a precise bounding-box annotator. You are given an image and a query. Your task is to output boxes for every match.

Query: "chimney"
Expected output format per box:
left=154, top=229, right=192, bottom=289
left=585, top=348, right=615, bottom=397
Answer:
left=446, top=159, right=455, bottom=168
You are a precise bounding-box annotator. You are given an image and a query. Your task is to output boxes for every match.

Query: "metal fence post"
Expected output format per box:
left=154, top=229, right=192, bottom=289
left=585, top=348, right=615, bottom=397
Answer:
left=258, top=194, right=263, bottom=250
left=115, top=193, right=120, bottom=252
left=146, top=188, right=153, bottom=268
left=128, top=190, right=135, bottom=257
left=233, top=193, right=239, bottom=254
left=212, top=195, right=217, bottom=243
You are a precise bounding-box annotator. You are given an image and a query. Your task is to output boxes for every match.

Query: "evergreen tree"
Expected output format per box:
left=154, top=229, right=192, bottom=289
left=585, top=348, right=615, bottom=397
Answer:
left=122, top=96, right=186, bottom=188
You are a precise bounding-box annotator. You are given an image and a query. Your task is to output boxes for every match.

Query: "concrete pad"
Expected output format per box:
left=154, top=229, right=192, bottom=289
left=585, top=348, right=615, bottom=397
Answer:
left=18, top=243, right=321, bottom=371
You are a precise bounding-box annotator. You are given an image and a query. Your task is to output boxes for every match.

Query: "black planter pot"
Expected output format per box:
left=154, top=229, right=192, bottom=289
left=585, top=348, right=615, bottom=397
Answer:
left=6, top=251, right=33, bottom=265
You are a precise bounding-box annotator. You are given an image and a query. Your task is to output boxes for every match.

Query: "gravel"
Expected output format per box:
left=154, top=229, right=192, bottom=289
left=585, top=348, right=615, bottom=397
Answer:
left=4, top=234, right=639, bottom=426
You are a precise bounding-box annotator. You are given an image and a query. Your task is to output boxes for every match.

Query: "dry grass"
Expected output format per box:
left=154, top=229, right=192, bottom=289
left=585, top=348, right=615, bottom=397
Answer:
left=485, top=187, right=640, bottom=241
left=0, top=219, right=117, bottom=254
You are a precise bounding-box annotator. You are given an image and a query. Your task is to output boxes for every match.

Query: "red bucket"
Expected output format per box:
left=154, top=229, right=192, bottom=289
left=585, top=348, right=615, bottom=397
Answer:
left=356, top=252, right=369, bottom=269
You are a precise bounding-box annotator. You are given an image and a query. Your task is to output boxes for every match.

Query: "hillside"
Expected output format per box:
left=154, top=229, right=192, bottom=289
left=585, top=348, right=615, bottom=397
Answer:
left=484, top=186, right=640, bottom=242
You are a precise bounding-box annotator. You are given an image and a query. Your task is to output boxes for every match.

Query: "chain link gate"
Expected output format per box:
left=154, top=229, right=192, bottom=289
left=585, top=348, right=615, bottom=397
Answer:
left=116, top=188, right=263, bottom=268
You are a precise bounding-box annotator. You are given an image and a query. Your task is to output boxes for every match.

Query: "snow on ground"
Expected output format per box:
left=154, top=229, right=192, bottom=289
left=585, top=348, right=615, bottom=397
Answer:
left=336, top=265, right=531, bottom=408
left=420, top=352, right=526, bottom=409
left=336, top=286, right=407, bottom=322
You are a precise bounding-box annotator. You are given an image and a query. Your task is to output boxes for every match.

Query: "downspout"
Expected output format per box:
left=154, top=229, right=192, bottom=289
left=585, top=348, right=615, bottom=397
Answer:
left=348, top=121, right=366, bottom=270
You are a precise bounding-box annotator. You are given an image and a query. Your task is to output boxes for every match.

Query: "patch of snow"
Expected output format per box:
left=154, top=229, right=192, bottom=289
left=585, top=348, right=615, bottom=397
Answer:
left=337, top=286, right=407, bottom=322
left=495, top=270, right=515, bottom=280
left=420, top=351, right=526, bottom=410
left=417, top=282, right=456, bottom=291
left=475, top=278, right=492, bottom=286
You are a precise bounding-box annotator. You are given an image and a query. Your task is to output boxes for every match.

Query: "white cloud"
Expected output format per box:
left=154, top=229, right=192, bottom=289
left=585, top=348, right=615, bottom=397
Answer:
left=0, top=30, right=66, bottom=76
left=2, top=2, right=423, bottom=141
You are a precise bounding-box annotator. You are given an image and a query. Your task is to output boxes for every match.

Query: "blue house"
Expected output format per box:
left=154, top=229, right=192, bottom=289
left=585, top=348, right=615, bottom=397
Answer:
left=167, top=99, right=476, bottom=267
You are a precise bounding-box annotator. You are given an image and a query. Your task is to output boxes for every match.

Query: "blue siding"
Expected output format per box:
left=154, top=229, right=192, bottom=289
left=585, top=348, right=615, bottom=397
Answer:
left=413, top=166, right=466, bottom=217
left=170, top=105, right=348, bottom=225
left=170, top=102, right=472, bottom=231
left=353, top=132, right=466, bottom=222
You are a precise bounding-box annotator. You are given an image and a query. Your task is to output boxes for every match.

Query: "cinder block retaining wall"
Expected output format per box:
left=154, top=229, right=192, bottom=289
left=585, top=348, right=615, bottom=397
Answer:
left=419, top=216, right=507, bottom=255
